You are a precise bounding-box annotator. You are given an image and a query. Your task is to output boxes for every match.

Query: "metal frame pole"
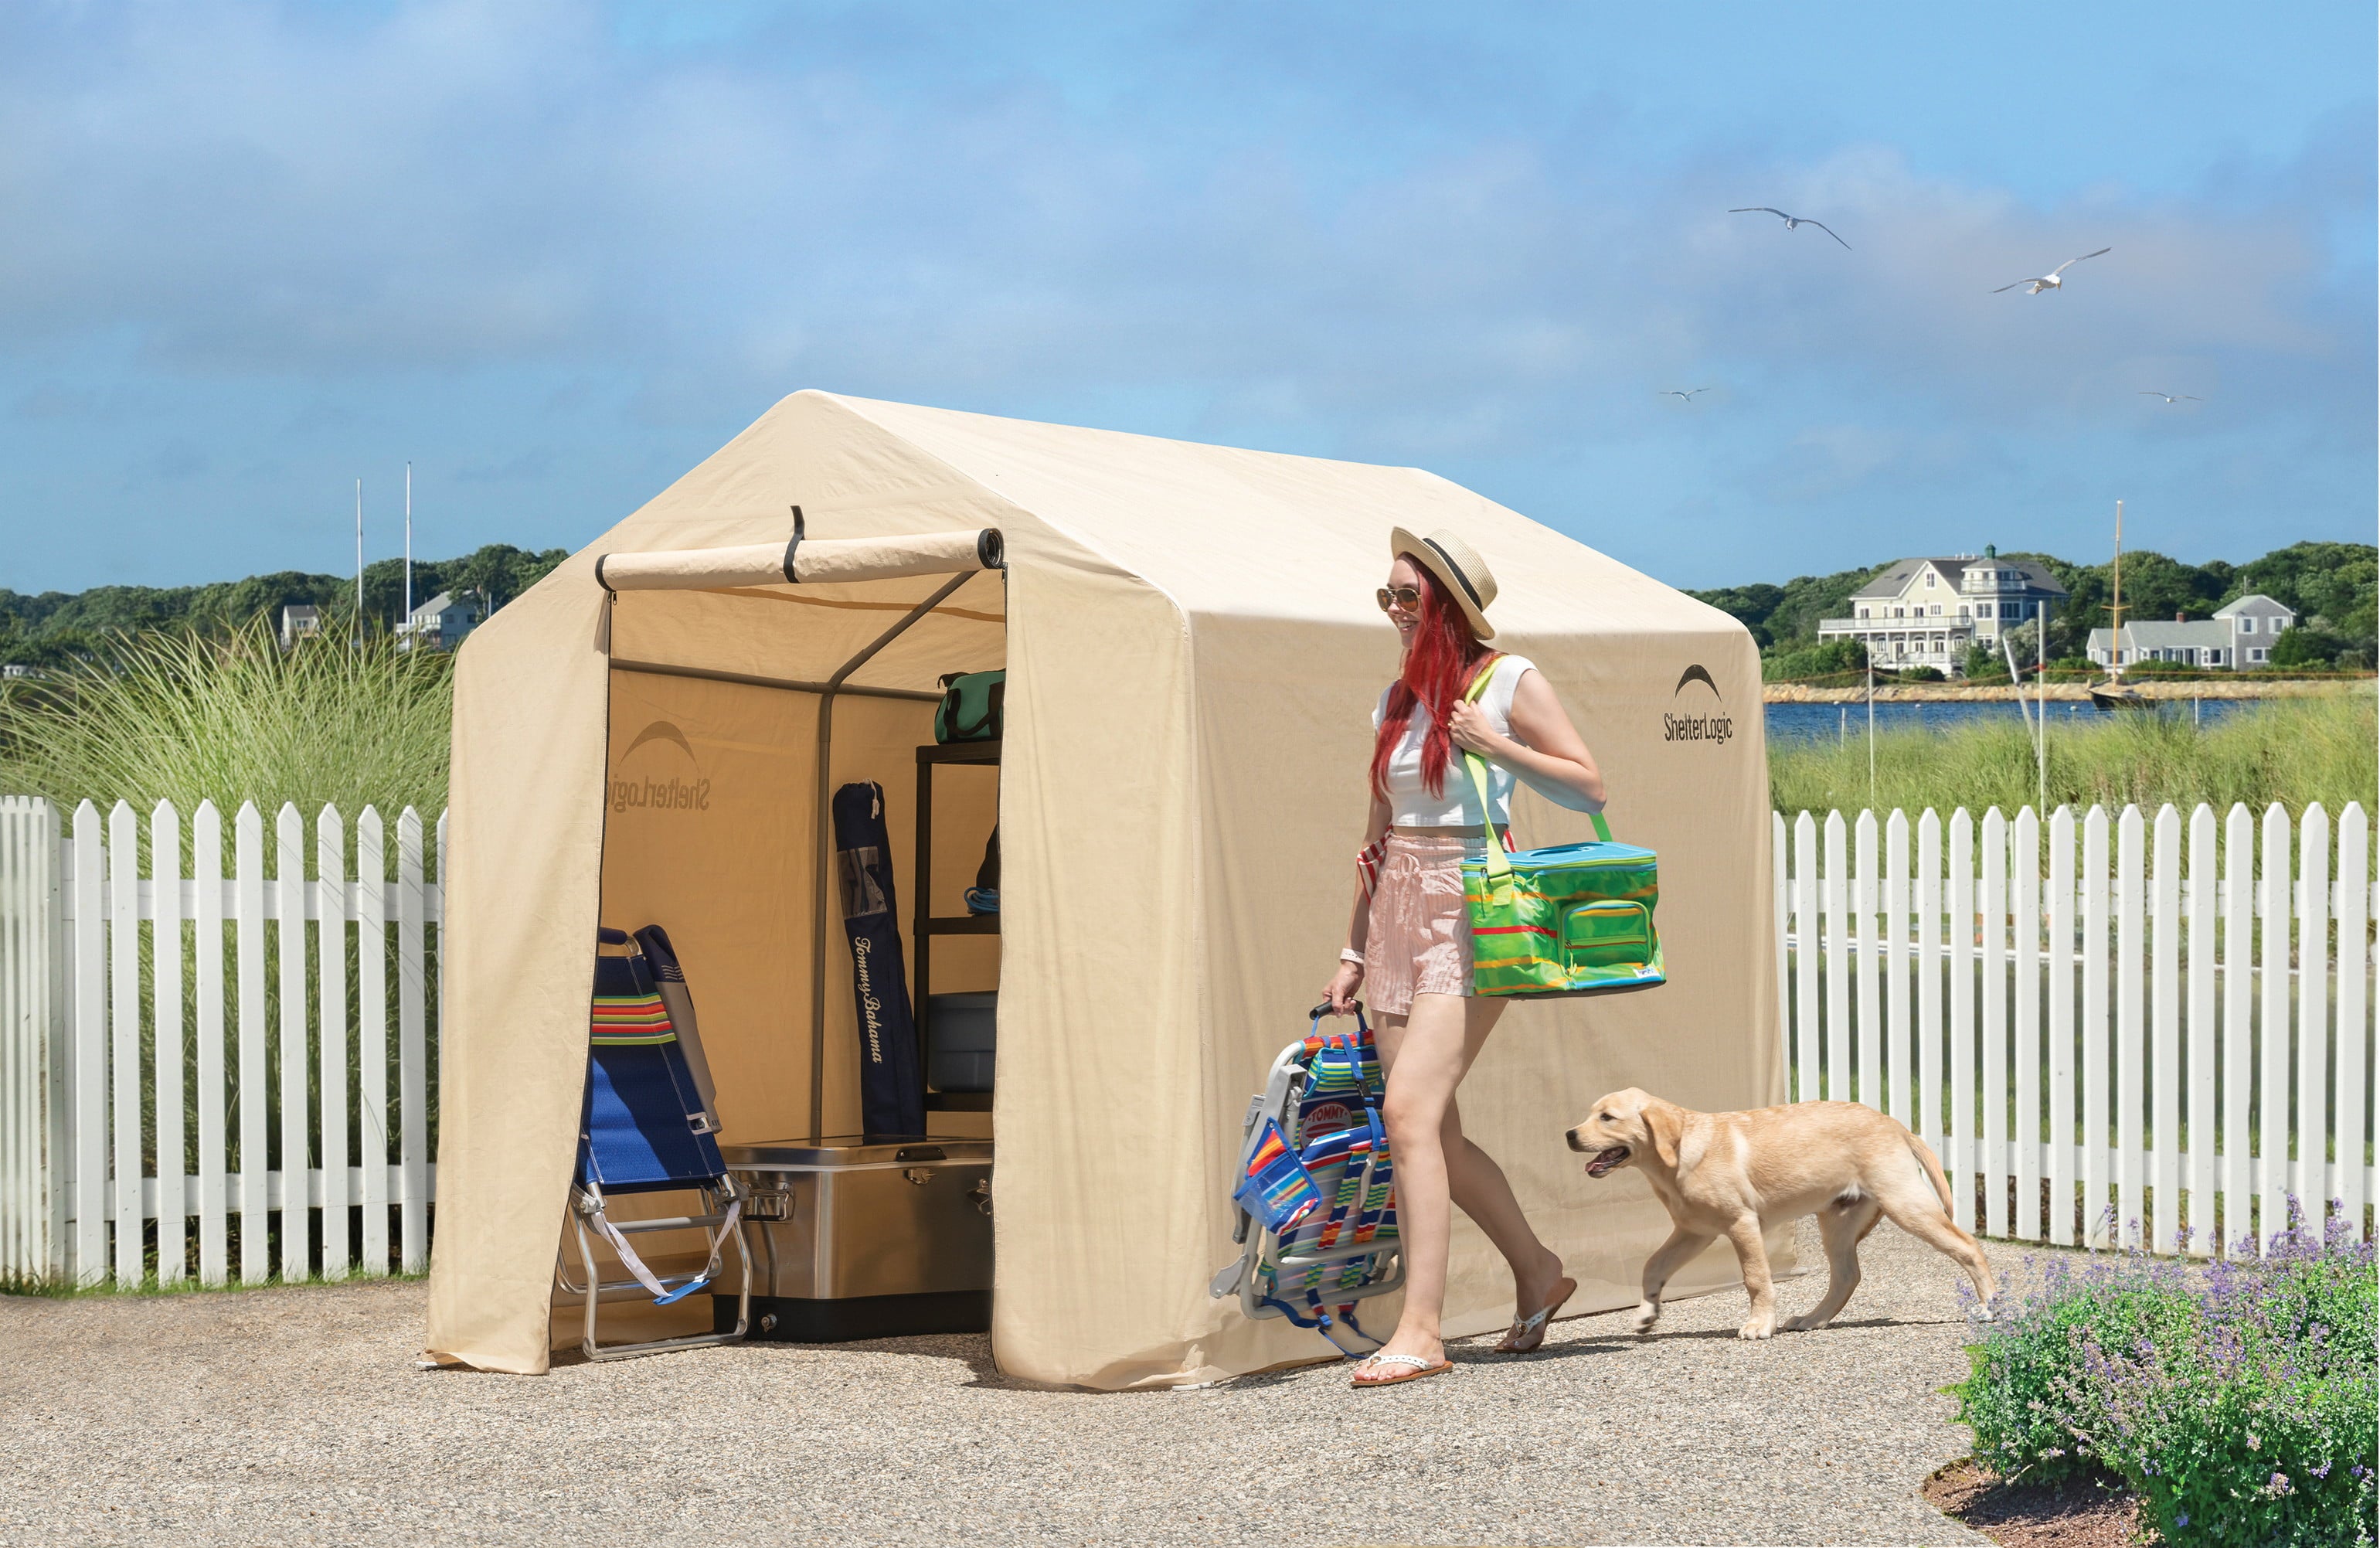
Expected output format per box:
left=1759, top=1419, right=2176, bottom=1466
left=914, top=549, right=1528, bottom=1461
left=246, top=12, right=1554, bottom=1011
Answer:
left=808, top=571, right=979, bottom=1143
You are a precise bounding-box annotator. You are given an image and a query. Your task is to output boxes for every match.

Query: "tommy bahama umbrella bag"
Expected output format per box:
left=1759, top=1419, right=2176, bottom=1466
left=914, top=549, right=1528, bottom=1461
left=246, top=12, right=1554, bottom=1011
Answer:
left=1457, top=662, right=1665, bottom=998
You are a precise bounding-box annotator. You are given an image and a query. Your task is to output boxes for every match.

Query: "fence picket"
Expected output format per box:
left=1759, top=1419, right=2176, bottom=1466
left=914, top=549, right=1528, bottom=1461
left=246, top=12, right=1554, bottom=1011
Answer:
left=1981, top=808, right=2009, bottom=1237
left=2336, top=805, right=2369, bottom=1237
left=2186, top=805, right=2217, bottom=1256
left=317, top=808, right=349, bottom=1281
left=2222, top=805, right=2255, bottom=1249
left=0, top=804, right=21, bottom=1273
left=2082, top=807, right=2110, bottom=1245
left=2297, top=806, right=2330, bottom=1216
left=1823, top=812, right=1848, bottom=1103
left=1885, top=811, right=1910, bottom=1129
left=398, top=808, right=428, bottom=1274
left=0, top=802, right=15, bottom=1274
left=235, top=803, right=267, bottom=1284
left=2116, top=806, right=2145, bottom=1243
left=1918, top=811, right=1943, bottom=1155
left=357, top=809, right=389, bottom=1275
left=194, top=802, right=227, bottom=1285
left=1948, top=809, right=1976, bottom=1231
left=1772, top=812, right=1788, bottom=1095
left=2259, top=804, right=2292, bottom=1251
left=2150, top=805, right=2181, bottom=1254
left=2013, top=807, right=2041, bottom=1242
left=107, top=803, right=141, bottom=1284
left=274, top=805, right=311, bottom=1282
left=152, top=801, right=185, bottom=1284
left=2047, top=807, right=2076, bottom=1246
left=1794, top=813, right=1818, bottom=1103
left=70, top=801, right=104, bottom=1284
left=1855, top=811, right=1879, bottom=1109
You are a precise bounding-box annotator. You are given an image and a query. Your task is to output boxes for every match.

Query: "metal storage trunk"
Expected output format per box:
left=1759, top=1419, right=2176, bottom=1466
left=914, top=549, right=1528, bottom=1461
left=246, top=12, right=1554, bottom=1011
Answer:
left=713, top=1136, right=992, bottom=1342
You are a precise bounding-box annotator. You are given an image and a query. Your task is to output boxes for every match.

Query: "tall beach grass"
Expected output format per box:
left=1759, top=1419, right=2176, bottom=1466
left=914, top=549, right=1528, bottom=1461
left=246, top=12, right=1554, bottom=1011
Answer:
left=0, top=624, right=449, bottom=1291
left=0, top=621, right=450, bottom=818
left=1770, top=692, right=2378, bottom=818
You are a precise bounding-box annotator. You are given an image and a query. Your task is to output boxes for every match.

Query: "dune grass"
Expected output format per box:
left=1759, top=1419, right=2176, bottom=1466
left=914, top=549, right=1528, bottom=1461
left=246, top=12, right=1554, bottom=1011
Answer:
left=1770, top=691, right=2378, bottom=818
left=1, top=624, right=2368, bottom=837
left=0, top=621, right=450, bottom=818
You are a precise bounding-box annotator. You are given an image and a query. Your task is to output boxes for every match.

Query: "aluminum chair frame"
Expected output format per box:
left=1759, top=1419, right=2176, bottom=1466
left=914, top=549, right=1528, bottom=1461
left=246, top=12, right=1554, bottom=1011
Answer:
left=556, top=1173, right=753, bottom=1362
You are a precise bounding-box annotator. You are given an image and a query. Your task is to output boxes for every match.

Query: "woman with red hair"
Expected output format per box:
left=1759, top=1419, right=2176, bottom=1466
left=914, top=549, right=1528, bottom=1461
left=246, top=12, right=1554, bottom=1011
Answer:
left=1322, top=528, right=1607, bottom=1388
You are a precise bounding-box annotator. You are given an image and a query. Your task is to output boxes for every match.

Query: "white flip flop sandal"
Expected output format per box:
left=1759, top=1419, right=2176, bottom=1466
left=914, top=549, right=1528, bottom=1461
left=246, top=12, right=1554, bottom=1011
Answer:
left=1495, top=1276, right=1578, bottom=1354
left=1350, top=1352, right=1454, bottom=1388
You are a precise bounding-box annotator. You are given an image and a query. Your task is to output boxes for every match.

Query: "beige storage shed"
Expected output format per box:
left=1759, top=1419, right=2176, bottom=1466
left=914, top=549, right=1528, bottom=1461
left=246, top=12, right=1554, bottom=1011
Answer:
left=422, top=390, right=1783, bottom=1387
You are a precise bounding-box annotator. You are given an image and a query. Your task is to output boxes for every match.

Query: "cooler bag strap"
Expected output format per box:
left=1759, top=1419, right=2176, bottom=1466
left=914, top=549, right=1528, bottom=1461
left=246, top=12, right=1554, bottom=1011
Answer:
left=1459, top=654, right=1612, bottom=866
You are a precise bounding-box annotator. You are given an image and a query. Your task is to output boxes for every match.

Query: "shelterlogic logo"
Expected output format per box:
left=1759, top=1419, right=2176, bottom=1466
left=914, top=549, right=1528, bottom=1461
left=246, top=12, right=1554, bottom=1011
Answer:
left=1663, top=665, right=1734, bottom=747
left=610, top=720, right=712, bottom=814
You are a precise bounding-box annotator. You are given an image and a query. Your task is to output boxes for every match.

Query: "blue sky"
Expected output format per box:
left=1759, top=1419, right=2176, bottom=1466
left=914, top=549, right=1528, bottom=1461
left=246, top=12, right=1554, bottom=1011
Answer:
left=2, top=1, right=2372, bottom=594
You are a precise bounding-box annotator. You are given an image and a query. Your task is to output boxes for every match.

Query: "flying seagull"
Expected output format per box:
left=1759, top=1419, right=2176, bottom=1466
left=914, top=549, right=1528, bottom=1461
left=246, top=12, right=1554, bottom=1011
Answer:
left=1729, top=206, right=1851, bottom=250
left=1658, top=387, right=1713, bottom=402
left=2138, top=391, right=2203, bottom=404
left=1993, top=247, right=2111, bottom=294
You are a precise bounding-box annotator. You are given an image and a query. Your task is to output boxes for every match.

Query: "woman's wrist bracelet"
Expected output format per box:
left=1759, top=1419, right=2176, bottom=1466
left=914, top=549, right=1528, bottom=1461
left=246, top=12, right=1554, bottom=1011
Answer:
left=1339, top=948, right=1367, bottom=968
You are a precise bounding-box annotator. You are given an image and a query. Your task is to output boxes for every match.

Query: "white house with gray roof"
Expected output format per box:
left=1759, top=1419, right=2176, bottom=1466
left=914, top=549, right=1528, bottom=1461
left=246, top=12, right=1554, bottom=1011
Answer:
left=395, top=590, right=486, bottom=653
left=1816, top=546, right=2068, bottom=673
left=2087, top=594, right=2295, bottom=671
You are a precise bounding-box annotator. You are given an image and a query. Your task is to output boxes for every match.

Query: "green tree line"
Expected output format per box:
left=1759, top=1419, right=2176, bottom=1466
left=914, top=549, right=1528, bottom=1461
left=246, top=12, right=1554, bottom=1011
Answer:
left=0, top=543, right=569, bottom=667
left=1691, top=540, right=2378, bottom=679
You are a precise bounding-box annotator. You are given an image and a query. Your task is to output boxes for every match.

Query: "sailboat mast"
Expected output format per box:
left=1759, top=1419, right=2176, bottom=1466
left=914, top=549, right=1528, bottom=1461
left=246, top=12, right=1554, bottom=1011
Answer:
left=354, top=478, right=363, bottom=648
left=403, top=461, right=413, bottom=632
left=2109, top=498, right=2126, bottom=683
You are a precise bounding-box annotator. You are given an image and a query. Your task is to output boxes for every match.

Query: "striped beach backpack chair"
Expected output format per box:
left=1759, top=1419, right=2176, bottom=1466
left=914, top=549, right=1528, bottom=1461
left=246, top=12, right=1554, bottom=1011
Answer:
left=1208, top=1005, right=1402, bottom=1356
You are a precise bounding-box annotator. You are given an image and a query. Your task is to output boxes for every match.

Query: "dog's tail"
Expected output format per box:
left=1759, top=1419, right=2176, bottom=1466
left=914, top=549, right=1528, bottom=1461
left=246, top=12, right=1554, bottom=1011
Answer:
left=1905, top=1129, right=1957, bottom=1219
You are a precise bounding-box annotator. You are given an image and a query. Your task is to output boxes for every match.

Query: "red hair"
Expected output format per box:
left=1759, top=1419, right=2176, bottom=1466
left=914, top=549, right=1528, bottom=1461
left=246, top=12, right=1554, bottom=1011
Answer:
left=1370, top=564, right=1494, bottom=804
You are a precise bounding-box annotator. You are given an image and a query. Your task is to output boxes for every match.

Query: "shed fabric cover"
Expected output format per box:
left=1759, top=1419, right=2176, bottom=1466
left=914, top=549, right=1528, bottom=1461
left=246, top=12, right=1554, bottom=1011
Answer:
left=423, top=390, right=1782, bottom=1386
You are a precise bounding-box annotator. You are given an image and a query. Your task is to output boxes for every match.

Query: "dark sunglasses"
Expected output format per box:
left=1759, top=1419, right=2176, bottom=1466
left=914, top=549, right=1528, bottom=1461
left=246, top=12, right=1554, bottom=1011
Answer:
left=1376, top=585, right=1423, bottom=612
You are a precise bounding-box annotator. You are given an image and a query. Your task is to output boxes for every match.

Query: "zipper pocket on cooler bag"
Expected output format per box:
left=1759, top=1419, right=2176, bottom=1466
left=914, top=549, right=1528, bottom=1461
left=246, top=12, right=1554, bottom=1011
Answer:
left=1562, top=900, right=1653, bottom=972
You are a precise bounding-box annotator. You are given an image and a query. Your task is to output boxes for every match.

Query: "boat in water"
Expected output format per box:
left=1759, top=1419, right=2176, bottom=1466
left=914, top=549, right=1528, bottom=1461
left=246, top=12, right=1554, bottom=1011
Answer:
left=2089, top=500, right=2153, bottom=713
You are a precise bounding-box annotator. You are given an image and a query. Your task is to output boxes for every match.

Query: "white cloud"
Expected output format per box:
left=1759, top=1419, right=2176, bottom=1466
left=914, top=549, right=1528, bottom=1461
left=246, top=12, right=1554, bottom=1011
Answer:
left=0, top=1, right=2368, bottom=589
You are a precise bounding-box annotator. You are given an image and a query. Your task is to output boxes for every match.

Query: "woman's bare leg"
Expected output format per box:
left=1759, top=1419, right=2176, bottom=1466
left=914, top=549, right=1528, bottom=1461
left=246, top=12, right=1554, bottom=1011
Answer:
left=1370, top=993, right=1564, bottom=1364
left=1442, top=1096, right=1569, bottom=1321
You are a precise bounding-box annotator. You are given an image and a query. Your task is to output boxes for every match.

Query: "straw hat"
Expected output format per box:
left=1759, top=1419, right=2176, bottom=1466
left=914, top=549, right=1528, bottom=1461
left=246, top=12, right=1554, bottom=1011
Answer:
left=1389, top=526, right=1498, bottom=641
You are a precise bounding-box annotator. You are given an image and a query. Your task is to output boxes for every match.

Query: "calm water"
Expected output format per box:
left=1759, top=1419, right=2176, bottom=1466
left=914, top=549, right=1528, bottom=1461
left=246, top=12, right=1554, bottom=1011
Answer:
left=1765, top=696, right=2255, bottom=746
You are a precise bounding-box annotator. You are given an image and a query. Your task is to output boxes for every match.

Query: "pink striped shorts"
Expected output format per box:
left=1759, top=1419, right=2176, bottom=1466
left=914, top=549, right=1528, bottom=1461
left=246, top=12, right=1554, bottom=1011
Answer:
left=1362, top=834, right=1483, bottom=1017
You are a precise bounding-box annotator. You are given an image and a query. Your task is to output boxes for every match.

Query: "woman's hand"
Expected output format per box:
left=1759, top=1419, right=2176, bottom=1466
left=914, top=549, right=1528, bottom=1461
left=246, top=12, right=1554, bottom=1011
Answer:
left=1447, top=698, right=1506, bottom=756
left=1324, top=959, right=1365, bottom=1015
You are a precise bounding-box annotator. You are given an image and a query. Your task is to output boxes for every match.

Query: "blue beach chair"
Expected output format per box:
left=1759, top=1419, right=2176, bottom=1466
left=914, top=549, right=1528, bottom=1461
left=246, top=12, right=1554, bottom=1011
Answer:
left=556, top=927, right=751, bottom=1360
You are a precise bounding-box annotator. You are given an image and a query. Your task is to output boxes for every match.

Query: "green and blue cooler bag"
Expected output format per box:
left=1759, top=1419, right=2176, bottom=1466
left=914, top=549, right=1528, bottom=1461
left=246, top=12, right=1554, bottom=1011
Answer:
left=1456, top=664, right=1665, bottom=998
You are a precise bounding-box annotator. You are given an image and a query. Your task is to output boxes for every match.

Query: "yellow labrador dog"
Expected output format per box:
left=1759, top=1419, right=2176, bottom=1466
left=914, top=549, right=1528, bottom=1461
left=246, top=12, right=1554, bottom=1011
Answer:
left=1566, top=1088, right=1995, bottom=1339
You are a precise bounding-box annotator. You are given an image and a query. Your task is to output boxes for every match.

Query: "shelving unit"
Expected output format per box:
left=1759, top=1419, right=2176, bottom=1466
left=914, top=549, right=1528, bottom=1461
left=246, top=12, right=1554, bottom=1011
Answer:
left=914, top=739, right=999, bottom=1112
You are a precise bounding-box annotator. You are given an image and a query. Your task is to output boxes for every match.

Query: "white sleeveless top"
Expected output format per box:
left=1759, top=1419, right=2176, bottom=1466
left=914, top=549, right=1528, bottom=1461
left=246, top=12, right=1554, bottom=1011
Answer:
left=1372, top=656, right=1535, bottom=828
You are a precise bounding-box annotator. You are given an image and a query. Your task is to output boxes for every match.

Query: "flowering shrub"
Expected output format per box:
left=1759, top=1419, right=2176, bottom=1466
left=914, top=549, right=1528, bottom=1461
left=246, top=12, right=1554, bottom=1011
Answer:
left=1955, top=1203, right=2376, bottom=1547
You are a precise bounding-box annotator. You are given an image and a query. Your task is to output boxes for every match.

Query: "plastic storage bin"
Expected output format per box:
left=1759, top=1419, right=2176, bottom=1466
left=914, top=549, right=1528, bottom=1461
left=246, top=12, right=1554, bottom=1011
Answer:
left=926, top=991, right=997, bottom=1093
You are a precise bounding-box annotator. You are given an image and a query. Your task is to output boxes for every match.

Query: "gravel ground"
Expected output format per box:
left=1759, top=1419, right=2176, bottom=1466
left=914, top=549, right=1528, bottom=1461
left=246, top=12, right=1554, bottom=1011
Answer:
left=0, top=1223, right=2028, bottom=1547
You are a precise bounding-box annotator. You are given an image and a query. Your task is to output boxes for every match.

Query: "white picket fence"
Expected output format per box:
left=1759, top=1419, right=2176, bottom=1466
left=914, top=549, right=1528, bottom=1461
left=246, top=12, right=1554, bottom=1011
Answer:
left=3, top=789, right=2372, bottom=1288
left=0, top=796, right=444, bottom=1285
left=1773, top=801, right=2375, bottom=1256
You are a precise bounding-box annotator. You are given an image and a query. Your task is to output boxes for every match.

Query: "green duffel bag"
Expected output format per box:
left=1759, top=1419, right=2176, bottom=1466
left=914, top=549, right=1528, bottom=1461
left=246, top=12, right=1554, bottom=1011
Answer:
left=934, top=669, right=1005, bottom=743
